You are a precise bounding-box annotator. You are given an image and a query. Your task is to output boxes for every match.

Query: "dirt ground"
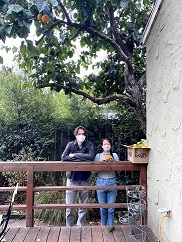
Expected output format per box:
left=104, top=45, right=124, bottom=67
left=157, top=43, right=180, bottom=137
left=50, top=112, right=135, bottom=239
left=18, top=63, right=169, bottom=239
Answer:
left=8, top=218, right=55, bottom=228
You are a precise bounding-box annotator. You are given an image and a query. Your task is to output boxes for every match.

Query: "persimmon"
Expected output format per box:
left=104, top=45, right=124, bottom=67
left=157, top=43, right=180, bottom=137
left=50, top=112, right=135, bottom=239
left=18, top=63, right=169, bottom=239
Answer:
left=42, top=14, right=49, bottom=23
left=105, top=154, right=112, bottom=161
left=37, top=13, right=42, bottom=21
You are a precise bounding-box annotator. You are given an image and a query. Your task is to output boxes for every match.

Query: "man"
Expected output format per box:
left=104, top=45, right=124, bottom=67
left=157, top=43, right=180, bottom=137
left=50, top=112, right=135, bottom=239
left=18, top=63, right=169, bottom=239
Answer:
left=61, top=126, right=95, bottom=227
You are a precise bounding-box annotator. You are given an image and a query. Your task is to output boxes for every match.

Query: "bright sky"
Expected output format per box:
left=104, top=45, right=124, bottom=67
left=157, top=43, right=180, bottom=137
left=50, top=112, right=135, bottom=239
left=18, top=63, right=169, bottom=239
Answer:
left=0, top=25, right=106, bottom=76
left=0, top=38, right=20, bottom=67
left=0, top=25, right=36, bottom=67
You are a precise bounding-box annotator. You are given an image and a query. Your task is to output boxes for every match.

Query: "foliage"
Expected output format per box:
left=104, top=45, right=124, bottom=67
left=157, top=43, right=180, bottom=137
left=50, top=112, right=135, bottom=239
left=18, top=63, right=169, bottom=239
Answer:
left=52, top=89, right=104, bottom=131
left=88, top=102, right=145, bottom=159
left=0, top=67, right=56, bottom=160
left=109, top=103, right=145, bottom=159
left=34, top=173, right=66, bottom=225
left=0, top=67, right=104, bottom=161
left=35, top=190, right=66, bottom=225
left=0, top=66, right=145, bottom=163
left=0, top=0, right=153, bottom=133
left=2, top=147, right=47, bottom=186
left=2, top=144, right=51, bottom=204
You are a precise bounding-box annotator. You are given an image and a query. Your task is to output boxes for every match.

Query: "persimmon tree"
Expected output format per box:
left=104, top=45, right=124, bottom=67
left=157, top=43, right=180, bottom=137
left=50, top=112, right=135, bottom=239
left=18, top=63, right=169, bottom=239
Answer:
left=0, top=0, right=152, bottom=133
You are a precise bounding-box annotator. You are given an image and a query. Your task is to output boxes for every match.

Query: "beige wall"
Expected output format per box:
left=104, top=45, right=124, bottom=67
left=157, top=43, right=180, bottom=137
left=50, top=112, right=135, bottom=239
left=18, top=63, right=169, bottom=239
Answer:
left=146, top=0, right=182, bottom=241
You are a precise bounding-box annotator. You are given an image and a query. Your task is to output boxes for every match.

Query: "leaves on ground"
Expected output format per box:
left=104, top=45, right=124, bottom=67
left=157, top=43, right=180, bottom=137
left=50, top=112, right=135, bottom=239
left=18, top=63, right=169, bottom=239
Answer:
left=108, top=225, right=115, bottom=233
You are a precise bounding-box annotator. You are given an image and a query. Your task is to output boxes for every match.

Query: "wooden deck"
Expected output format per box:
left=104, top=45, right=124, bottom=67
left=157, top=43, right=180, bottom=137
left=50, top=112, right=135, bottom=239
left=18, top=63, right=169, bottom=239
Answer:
left=1, top=225, right=158, bottom=242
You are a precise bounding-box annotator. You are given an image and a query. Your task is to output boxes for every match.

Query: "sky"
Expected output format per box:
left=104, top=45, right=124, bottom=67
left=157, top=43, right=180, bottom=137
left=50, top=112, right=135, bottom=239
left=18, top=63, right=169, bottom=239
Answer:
left=0, top=38, right=21, bottom=67
left=0, top=25, right=106, bottom=76
left=0, top=25, right=36, bottom=67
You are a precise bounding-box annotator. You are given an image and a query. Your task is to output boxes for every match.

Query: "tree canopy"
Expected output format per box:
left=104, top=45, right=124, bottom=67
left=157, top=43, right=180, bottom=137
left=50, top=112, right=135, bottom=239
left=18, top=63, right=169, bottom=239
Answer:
left=0, top=0, right=152, bottom=133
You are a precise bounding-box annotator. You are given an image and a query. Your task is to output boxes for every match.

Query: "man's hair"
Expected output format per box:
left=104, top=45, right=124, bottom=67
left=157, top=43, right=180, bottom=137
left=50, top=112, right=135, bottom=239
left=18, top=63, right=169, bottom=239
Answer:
left=73, top=126, right=87, bottom=136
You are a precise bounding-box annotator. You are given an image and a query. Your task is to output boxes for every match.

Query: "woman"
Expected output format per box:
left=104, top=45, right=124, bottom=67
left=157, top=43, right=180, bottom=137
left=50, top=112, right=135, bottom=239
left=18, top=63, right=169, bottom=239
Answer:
left=94, top=138, right=120, bottom=226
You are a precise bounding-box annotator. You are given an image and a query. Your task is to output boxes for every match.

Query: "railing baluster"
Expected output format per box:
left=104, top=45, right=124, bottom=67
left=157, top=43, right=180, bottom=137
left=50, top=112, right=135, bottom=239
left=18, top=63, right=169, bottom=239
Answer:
left=26, top=165, right=34, bottom=227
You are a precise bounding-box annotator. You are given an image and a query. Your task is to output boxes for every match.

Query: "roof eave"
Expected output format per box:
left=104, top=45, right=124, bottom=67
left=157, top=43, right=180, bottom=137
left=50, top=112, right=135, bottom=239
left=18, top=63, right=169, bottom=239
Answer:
left=141, top=0, right=164, bottom=45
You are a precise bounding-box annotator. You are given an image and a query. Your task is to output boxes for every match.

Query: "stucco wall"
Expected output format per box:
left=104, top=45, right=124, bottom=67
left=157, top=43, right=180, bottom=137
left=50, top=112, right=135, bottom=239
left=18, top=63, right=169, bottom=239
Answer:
left=146, top=0, right=182, bottom=241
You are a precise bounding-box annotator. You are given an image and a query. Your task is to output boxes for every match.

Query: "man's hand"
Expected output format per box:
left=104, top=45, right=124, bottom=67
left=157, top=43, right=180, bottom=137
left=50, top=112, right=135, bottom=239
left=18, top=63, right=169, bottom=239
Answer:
left=69, top=153, right=74, bottom=158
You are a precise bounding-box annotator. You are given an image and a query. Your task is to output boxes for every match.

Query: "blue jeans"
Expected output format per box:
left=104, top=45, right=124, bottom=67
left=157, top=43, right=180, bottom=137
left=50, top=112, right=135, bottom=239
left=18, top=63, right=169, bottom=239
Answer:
left=96, top=177, right=117, bottom=226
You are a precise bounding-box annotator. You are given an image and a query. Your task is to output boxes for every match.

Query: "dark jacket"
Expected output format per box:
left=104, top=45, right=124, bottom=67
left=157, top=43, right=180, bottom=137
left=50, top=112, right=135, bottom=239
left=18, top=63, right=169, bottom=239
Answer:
left=61, top=140, right=95, bottom=180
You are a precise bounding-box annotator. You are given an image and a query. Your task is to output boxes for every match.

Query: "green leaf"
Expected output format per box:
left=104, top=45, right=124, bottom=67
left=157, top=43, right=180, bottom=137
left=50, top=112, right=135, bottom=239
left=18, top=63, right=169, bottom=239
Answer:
left=16, top=26, right=29, bottom=38
left=36, top=0, right=47, bottom=13
left=108, top=225, right=115, bottom=233
left=7, top=4, right=23, bottom=13
left=143, top=0, right=150, bottom=6
left=23, top=20, right=32, bottom=29
left=64, top=38, right=70, bottom=46
left=60, top=33, right=65, bottom=41
left=45, top=63, right=55, bottom=72
left=51, top=0, right=58, bottom=7
left=0, top=56, right=3, bottom=64
left=5, top=25, right=13, bottom=35
left=67, top=51, right=73, bottom=58
left=20, top=44, right=27, bottom=55
left=26, top=40, right=34, bottom=52
left=0, top=30, right=6, bottom=43
left=120, top=1, right=128, bottom=9
left=44, top=29, right=54, bottom=38
left=36, top=0, right=51, bottom=13
left=0, top=1, right=5, bottom=7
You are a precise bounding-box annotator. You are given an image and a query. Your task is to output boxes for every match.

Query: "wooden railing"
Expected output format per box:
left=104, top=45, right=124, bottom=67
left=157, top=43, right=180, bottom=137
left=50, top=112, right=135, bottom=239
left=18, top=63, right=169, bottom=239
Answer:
left=0, top=161, right=147, bottom=227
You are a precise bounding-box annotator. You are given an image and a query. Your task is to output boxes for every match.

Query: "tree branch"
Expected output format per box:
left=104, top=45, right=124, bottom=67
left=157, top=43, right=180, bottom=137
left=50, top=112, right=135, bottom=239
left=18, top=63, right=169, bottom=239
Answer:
left=59, top=1, right=72, bottom=24
left=108, top=6, right=129, bottom=56
left=36, top=83, right=136, bottom=107
left=83, top=25, right=132, bottom=67
left=35, top=8, right=132, bottom=68
left=35, top=19, right=68, bottom=45
left=138, top=72, right=146, bottom=88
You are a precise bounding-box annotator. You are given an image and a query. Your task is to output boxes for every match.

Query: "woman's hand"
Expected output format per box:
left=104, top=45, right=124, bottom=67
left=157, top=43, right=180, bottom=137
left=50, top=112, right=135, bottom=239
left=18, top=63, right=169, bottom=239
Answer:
left=103, top=154, right=114, bottom=162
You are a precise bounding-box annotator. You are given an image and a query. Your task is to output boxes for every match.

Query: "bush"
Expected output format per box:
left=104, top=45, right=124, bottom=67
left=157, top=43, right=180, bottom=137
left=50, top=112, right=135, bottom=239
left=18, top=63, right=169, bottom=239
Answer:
left=35, top=190, right=66, bottom=225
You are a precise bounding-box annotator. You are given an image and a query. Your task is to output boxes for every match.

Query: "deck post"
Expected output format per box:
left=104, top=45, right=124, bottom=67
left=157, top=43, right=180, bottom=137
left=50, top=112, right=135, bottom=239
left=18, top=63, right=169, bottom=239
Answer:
left=26, top=165, right=34, bottom=227
left=139, top=164, right=147, bottom=191
left=139, top=164, right=148, bottom=223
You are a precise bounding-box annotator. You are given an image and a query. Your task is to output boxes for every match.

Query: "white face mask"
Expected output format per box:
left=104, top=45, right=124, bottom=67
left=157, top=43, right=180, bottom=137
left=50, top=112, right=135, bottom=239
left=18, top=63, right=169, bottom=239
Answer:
left=76, top=134, right=86, bottom=143
left=102, top=144, right=111, bottom=152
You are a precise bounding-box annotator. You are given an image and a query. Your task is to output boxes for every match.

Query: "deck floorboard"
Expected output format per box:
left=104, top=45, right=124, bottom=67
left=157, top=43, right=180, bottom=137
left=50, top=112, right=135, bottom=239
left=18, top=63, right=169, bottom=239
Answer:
left=2, top=225, right=158, bottom=242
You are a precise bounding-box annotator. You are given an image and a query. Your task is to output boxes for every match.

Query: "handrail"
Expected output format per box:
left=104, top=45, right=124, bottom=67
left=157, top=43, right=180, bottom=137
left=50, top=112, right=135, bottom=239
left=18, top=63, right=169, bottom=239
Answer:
left=0, top=161, right=147, bottom=227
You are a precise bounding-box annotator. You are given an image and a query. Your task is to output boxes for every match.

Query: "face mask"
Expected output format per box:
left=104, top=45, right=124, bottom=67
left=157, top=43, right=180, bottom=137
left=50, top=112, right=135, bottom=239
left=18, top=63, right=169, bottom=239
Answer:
left=76, top=134, right=86, bottom=143
left=102, top=144, right=111, bottom=152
